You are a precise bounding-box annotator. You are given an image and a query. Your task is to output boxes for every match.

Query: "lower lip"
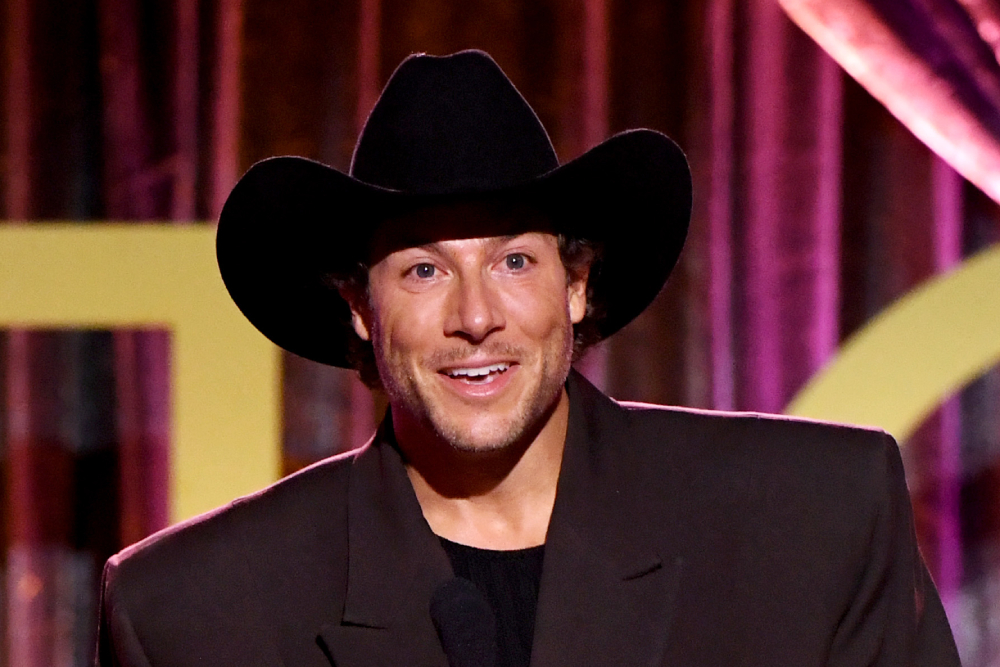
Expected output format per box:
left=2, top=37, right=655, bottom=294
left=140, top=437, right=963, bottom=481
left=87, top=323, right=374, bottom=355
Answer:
left=439, top=365, right=518, bottom=398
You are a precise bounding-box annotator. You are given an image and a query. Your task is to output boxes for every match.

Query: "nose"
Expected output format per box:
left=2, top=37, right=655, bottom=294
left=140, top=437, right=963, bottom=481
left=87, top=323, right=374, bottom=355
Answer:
left=444, top=272, right=505, bottom=343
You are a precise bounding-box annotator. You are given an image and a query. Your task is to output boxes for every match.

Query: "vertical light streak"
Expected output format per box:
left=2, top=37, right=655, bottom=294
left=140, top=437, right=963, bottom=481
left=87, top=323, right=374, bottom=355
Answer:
left=173, top=0, right=200, bottom=222
left=211, top=0, right=244, bottom=219
left=810, top=51, right=843, bottom=389
left=931, top=157, right=963, bottom=614
left=4, top=0, right=31, bottom=220
left=744, top=0, right=785, bottom=412
left=574, top=0, right=610, bottom=392
left=349, top=0, right=383, bottom=445
left=707, top=0, right=735, bottom=410
left=3, top=1, right=37, bottom=663
left=356, top=0, right=382, bottom=138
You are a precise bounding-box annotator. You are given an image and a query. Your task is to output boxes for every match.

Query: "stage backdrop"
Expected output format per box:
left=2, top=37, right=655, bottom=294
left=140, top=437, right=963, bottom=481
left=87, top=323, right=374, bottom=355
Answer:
left=1, top=0, right=999, bottom=665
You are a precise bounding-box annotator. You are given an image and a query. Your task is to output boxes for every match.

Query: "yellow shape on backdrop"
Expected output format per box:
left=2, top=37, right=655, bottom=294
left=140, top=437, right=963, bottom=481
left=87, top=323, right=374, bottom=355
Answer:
left=787, top=244, right=1000, bottom=442
left=0, top=224, right=280, bottom=523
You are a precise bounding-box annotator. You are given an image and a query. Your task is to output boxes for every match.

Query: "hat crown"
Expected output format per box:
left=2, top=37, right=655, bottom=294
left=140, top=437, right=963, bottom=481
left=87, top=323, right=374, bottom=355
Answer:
left=350, top=50, right=559, bottom=194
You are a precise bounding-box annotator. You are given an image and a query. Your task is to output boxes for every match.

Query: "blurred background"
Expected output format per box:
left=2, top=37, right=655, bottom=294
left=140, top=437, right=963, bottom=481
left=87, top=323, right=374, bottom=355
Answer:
left=2, top=0, right=1000, bottom=664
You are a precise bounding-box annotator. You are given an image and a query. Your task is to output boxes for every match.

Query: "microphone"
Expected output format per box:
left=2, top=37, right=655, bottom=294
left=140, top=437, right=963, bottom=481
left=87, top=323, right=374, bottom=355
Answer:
left=430, top=577, right=498, bottom=667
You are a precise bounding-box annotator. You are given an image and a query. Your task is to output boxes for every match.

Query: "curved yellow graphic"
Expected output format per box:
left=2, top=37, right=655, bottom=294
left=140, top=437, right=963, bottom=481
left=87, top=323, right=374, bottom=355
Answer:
left=787, top=244, right=1000, bottom=442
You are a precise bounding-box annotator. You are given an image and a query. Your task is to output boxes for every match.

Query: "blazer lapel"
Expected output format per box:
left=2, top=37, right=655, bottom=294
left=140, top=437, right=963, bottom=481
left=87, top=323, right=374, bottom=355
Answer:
left=318, top=421, right=453, bottom=667
left=320, top=373, right=684, bottom=667
left=531, top=372, right=684, bottom=667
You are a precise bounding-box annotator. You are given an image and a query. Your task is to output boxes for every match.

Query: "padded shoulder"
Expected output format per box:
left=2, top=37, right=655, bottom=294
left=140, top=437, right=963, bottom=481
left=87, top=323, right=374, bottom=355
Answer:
left=112, top=447, right=357, bottom=569
left=100, top=449, right=359, bottom=666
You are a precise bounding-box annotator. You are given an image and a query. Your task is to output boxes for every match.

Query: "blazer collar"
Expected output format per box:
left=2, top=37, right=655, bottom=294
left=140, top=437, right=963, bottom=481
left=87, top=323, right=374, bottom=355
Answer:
left=319, top=371, right=682, bottom=667
left=318, top=418, right=453, bottom=666
left=530, top=371, right=683, bottom=666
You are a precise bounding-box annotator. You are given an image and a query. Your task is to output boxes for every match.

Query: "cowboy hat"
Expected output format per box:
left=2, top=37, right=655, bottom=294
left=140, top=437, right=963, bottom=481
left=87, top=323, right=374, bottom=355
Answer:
left=216, top=50, right=691, bottom=368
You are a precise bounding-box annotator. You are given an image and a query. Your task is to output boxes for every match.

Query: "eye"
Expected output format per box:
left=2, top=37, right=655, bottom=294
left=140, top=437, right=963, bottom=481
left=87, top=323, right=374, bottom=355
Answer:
left=413, top=263, right=436, bottom=279
left=505, top=253, right=527, bottom=270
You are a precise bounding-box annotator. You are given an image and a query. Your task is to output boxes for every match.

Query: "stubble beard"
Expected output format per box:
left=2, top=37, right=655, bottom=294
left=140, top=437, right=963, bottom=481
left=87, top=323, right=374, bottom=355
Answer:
left=374, top=326, right=575, bottom=453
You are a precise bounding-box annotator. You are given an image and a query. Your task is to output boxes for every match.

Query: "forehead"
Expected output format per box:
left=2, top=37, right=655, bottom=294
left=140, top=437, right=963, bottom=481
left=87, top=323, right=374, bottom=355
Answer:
left=368, top=198, right=555, bottom=264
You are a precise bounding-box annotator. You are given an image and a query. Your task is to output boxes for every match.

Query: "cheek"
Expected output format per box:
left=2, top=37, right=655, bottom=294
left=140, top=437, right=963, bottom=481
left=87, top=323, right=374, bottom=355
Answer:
left=372, top=292, right=446, bottom=353
left=501, top=283, right=575, bottom=338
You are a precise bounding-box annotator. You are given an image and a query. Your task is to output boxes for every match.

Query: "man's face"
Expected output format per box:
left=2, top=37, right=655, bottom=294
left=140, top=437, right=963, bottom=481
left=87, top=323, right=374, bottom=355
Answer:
left=348, top=207, right=588, bottom=453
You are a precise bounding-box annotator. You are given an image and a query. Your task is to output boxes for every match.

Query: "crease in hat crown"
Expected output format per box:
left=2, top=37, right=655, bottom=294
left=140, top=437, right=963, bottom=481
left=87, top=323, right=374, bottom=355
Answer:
left=349, top=50, right=560, bottom=194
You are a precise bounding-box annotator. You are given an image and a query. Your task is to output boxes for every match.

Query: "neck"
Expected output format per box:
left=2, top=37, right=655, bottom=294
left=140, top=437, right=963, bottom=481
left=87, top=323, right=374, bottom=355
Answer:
left=395, top=388, right=570, bottom=551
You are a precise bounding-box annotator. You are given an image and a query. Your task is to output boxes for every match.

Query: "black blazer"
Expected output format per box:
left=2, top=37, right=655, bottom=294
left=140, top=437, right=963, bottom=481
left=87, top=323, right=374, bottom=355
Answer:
left=97, top=371, right=960, bottom=666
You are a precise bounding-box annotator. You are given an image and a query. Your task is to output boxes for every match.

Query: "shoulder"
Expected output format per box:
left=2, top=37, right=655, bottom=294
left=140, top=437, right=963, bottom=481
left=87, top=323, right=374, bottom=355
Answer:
left=568, top=372, right=900, bottom=516
left=103, top=448, right=359, bottom=621
left=570, top=369, right=894, bottom=467
left=617, top=398, right=894, bottom=458
left=611, top=402, right=907, bottom=563
left=114, top=447, right=356, bottom=563
left=619, top=398, right=897, bottom=491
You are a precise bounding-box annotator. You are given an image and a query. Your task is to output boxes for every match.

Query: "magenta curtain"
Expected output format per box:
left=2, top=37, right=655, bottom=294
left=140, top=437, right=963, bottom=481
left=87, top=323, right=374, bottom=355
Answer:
left=1, top=1, right=239, bottom=663
left=780, top=1, right=1000, bottom=659
left=2, top=0, right=997, bottom=664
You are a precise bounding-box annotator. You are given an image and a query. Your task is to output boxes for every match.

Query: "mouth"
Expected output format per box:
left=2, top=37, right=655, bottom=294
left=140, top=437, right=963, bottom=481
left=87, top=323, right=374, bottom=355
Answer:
left=440, top=362, right=513, bottom=384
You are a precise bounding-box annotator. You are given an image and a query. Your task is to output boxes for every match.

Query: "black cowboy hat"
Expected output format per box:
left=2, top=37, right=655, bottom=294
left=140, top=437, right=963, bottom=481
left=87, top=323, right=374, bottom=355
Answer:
left=217, top=50, right=691, bottom=368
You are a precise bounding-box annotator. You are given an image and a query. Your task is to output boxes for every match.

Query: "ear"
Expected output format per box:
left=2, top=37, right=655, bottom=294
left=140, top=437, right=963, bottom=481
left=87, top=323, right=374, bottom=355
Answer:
left=568, top=274, right=588, bottom=324
left=339, top=287, right=372, bottom=341
left=351, top=309, right=372, bottom=341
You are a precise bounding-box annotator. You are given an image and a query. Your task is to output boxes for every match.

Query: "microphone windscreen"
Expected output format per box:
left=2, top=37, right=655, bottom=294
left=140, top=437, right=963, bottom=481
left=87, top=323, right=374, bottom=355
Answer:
left=429, top=577, right=497, bottom=667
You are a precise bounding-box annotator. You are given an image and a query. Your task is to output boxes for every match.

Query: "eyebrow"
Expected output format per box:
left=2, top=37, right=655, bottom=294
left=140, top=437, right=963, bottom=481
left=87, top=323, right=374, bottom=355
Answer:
left=414, top=234, right=523, bottom=253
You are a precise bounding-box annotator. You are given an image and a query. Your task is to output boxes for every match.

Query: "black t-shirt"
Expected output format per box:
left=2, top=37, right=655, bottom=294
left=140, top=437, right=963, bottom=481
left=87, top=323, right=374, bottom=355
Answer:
left=439, top=537, right=545, bottom=667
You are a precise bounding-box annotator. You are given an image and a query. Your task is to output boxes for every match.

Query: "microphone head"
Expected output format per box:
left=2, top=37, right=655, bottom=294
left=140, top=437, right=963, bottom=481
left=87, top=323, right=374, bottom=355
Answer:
left=429, top=577, right=497, bottom=667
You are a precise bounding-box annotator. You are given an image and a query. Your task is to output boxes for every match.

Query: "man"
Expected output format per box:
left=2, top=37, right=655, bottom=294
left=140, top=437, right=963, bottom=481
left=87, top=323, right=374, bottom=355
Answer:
left=97, top=50, right=960, bottom=666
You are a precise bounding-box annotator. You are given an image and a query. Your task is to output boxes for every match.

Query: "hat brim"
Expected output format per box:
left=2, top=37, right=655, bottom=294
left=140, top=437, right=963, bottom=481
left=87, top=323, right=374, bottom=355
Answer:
left=216, top=129, right=692, bottom=367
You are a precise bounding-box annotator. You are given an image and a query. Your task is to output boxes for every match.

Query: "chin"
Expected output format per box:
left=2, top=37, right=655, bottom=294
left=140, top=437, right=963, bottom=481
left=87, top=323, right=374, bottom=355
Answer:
left=430, top=414, right=531, bottom=453
left=425, top=370, right=567, bottom=453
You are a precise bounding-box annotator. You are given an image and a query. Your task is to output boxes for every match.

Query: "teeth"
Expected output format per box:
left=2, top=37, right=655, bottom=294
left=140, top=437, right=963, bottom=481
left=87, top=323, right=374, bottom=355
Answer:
left=446, top=363, right=510, bottom=378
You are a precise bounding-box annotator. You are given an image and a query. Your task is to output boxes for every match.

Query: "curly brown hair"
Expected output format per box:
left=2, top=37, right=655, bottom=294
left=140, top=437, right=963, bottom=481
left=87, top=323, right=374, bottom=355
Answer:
left=327, top=233, right=603, bottom=390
